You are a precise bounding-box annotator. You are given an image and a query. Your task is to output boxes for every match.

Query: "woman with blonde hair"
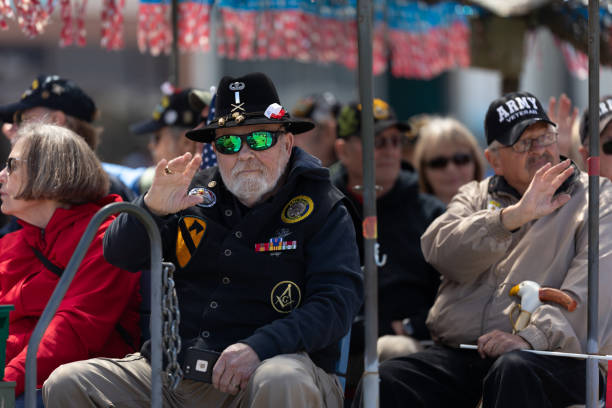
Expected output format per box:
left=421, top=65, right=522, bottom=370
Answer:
left=0, top=123, right=140, bottom=403
left=414, top=117, right=486, bottom=204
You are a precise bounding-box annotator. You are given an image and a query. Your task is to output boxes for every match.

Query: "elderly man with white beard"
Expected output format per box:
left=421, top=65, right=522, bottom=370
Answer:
left=42, top=72, right=363, bottom=408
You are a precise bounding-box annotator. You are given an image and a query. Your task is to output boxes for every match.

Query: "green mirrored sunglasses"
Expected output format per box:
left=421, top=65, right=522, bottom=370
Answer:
left=214, top=130, right=284, bottom=155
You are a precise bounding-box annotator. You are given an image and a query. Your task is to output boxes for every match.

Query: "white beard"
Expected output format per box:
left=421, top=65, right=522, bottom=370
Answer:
left=220, top=151, right=290, bottom=207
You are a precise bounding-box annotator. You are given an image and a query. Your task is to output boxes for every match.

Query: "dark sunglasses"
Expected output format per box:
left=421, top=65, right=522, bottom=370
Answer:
left=3, top=157, right=26, bottom=175
left=374, top=134, right=404, bottom=149
left=214, top=130, right=284, bottom=155
left=603, top=140, right=612, bottom=155
left=426, top=153, right=473, bottom=169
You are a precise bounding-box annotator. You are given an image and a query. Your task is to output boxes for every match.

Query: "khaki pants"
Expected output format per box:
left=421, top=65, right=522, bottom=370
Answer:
left=42, top=352, right=342, bottom=408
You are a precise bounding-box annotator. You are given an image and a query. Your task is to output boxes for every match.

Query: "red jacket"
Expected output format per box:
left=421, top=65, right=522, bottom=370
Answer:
left=0, top=195, right=141, bottom=395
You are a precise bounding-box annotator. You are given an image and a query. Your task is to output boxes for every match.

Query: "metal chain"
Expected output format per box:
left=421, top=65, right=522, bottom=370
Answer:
left=161, top=261, right=183, bottom=390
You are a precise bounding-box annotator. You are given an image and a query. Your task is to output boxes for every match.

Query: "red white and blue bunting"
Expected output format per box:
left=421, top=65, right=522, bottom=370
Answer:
left=0, top=0, right=470, bottom=78
left=2, top=1, right=607, bottom=80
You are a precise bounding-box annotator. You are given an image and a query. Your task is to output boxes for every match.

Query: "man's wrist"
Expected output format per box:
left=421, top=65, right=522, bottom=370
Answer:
left=500, top=204, right=527, bottom=231
left=144, top=193, right=169, bottom=217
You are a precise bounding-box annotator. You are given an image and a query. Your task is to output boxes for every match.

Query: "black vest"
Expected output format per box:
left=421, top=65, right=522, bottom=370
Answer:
left=156, top=159, right=349, bottom=371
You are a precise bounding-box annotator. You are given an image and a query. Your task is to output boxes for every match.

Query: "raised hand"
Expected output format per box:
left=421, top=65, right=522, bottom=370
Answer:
left=144, top=153, right=204, bottom=216
left=501, top=159, right=574, bottom=231
left=548, top=94, right=579, bottom=156
left=519, top=159, right=573, bottom=218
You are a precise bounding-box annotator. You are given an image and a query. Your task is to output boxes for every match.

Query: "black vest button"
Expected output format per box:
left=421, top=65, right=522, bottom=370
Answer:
left=201, top=331, right=210, bottom=338
left=225, top=209, right=233, bottom=217
left=210, top=301, right=218, bottom=309
left=224, top=249, right=232, bottom=256
left=235, top=231, right=242, bottom=238
left=222, top=277, right=231, bottom=284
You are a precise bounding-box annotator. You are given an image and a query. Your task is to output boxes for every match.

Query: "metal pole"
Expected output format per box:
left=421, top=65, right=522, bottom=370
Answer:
left=357, top=0, right=378, bottom=405
left=170, top=0, right=180, bottom=85
left=24, top=203, right=164, bottom=408
left=586, top=0, right=600, bottom=406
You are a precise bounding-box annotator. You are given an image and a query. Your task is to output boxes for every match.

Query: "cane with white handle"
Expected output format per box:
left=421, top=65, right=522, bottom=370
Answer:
left=508, top=280, right=577, bottom=333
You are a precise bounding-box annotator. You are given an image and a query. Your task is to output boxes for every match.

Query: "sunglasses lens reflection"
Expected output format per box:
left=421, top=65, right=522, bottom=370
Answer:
left=215, top=135, right=243, bottom=154
left=247, top=131, right=274, bottom=151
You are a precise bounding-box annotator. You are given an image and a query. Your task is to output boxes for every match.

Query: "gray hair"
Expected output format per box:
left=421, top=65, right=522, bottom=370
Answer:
left=14, top=123, right=109, bottom=204
left=487, top=140, right=504, bottom=151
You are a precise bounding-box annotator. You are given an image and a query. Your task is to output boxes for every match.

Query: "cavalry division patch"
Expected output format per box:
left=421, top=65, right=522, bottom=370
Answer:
left=270, top=280, right=301, bottom=313
left=281, top=195, right=314, bottom=224
left=176, top=216, right=207, bottom=268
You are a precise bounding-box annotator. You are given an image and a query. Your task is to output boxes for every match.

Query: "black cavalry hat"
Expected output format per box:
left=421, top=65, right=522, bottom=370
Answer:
left=186, top=72, right=314, bottom=143
left=130, top=87, right=207, bottom=135
left=0, top=74, right=98, bottom=123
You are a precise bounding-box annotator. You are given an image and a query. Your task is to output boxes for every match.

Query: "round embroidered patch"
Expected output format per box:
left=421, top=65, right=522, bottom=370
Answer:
left=281, top=195, right=314, bottom=224
left=270, top=281, right=301, bottom=313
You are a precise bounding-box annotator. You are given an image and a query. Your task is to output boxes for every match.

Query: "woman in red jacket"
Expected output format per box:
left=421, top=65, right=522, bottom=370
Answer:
left=0, top=122, right=141, bottom=399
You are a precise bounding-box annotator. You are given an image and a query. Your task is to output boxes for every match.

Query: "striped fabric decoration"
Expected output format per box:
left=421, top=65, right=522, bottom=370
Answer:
left=137, top=0, right=213, bottom=55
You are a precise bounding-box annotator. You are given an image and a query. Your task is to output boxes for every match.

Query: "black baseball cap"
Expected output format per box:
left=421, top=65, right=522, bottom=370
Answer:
left=292, top=92, right=340, bottom=123
left=131, top=88, right=207, bottom=135
left=0, top=74, right=98, bottom=123
left=484, top=91, right=556, bottom=146
left=579, top=95, right=612, bottom=144
left=188, top=89, right=213, bottom=113
left=337, top=98, right=410, bottom=139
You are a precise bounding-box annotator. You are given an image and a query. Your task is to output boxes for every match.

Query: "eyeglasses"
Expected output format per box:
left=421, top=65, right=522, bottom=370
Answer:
left=509, top=131, right=558, bottom=153
left=374, top=134, right=404, bottom=149
left=214, top=130, right=284, bottom=155
left=426, top=153, right=473, bottom=169
left=3, top=157, right=26, bottom=175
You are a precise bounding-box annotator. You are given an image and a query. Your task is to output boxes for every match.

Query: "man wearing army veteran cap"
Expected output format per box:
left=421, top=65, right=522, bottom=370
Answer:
left=357, top=91, right=612, bottom=407
left=44, top=72, right=363, bottom=408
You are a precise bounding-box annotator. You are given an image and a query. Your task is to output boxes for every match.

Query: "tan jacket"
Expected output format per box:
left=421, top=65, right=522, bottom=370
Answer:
left=422, top=170, right=612, bottom=363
